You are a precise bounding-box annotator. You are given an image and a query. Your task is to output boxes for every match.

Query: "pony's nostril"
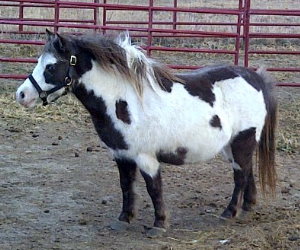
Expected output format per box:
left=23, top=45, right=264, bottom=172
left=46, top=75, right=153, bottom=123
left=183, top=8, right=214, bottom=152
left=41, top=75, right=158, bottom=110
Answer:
left=20, top=91, right=25, bottom=99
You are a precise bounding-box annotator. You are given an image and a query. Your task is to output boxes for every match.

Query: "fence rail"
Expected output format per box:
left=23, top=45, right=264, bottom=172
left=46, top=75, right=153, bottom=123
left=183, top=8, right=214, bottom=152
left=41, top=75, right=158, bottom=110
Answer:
left=0, top=0, right=299, bottom=87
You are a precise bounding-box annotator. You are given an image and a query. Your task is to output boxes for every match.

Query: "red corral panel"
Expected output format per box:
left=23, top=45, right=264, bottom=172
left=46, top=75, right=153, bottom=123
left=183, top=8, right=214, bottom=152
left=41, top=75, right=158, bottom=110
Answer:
left=0, top=0, right=299, bottom=86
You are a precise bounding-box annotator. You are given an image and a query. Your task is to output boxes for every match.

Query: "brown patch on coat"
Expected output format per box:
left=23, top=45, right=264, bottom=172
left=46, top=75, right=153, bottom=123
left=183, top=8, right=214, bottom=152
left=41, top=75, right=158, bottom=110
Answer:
left=157, top=147, right=188, bottom=165
left=210, top=115, right=222, bottom=129
left=115, top=100, right=131, bottom=124
left=73, top=85, right=128, bottom=150
left=177, top=66, right=239, bottom=107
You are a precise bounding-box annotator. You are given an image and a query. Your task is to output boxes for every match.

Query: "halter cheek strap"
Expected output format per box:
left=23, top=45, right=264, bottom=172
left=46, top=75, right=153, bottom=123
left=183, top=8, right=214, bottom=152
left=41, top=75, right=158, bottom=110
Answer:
left=28, top=55, right=77, bottom=106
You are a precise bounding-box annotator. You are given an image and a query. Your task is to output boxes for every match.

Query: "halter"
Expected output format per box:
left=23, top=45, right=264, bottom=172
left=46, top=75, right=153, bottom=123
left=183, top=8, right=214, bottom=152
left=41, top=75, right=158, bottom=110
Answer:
left=28, top=55, right=77, bottom=106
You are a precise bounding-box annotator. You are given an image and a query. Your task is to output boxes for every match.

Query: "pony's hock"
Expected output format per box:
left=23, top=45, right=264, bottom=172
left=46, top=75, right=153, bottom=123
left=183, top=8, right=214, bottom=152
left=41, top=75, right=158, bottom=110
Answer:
left=16, top=31, right=277, bottom=232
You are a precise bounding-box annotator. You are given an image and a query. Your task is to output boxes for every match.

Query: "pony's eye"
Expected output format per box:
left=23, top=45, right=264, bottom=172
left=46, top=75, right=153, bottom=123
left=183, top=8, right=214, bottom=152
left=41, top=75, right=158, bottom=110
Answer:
left=46, top=64, right=55, bottom=72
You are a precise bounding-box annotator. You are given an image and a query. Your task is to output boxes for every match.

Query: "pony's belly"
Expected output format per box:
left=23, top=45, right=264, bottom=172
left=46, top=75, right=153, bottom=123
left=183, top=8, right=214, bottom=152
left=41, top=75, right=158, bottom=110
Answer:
left=184, top=146, right=222, bottom=163
left=157, top=134, right=229, bottom=165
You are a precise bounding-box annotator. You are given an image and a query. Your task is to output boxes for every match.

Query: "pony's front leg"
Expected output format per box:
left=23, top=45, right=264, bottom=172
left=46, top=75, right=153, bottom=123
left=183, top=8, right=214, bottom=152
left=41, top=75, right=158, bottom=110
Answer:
left=136, top=154, right=167, bottom=234
left=140, top=169, right=167, bottom=230
left=111, top=158, right=137, bottom=231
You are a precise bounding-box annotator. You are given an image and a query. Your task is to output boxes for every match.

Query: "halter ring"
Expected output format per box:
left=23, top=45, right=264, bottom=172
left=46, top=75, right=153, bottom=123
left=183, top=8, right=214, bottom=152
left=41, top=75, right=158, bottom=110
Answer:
left=39, top=91, right=47, bottom=99
left=65, top=76, right=72, bottom=85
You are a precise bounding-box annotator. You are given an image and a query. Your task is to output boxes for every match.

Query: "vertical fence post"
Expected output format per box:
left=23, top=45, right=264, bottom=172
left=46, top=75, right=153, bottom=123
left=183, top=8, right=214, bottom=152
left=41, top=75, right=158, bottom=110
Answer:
left=94, top=0, right=99, bottom=33
left=54, top=0, right=60, bottom=33
left=102, top=0, right=107, bottom=34
left=172, top=0, right=177, bottom=34
left=18, top=1, right=24, bottom=32
left=243, top=0, right=251, bottom=67
left=147, top=0, right=154, bottom=56
left=234, top=0, right=243, bottom=65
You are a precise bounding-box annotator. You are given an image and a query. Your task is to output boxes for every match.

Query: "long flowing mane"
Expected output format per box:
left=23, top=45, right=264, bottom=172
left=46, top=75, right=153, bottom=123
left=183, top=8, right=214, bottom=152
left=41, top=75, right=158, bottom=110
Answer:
left=47, top=32, right=183, bottom=96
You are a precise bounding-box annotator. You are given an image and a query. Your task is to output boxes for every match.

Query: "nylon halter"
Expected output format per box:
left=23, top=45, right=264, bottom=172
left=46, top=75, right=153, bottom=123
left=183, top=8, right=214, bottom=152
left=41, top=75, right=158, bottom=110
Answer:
left=29, top=55, right=77, bottom=106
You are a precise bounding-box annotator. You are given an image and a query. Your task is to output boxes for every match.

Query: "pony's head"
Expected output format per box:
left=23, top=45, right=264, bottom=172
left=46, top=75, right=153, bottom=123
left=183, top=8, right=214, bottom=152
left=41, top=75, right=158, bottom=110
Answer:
left=16, top=29, right=78, bottom=107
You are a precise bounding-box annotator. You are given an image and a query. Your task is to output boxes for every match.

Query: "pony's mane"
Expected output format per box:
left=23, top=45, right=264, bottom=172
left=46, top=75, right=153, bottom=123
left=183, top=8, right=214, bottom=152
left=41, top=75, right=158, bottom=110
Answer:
left=46, top=32, right=182, bottom=96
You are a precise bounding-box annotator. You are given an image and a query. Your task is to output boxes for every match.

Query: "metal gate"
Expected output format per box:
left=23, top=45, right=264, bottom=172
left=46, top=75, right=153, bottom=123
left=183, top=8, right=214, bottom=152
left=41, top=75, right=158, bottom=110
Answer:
left=0, top=0, right=299, bottom=86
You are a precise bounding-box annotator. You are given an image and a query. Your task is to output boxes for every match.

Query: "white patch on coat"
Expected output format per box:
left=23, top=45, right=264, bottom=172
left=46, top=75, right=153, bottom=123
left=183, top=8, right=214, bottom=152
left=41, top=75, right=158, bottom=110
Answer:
left=213, top=77, right=266, bottom=142
left=16, top=53, right=64, bottom=107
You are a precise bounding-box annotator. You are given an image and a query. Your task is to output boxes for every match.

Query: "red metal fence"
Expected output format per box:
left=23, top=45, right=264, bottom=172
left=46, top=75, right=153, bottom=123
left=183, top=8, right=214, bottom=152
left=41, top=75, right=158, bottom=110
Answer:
left=0, top=0, right=299, bottom=87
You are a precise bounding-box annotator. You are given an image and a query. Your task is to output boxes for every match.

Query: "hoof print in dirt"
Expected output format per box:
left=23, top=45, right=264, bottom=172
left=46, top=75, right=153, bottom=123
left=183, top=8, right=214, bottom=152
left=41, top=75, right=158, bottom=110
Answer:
left=110, top=220, right=130, bottom=231
left=145, top=227, right=166, bottom=238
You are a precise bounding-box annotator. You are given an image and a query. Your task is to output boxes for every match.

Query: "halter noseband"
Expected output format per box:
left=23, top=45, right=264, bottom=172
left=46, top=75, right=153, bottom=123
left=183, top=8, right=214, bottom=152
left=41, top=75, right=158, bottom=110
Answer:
left=29, top=55, right=77, bottom=106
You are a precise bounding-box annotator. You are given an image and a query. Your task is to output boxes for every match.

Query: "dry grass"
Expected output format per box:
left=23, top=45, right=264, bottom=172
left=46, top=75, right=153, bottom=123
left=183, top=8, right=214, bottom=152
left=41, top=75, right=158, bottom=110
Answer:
left=0, top=83, right=88, bottom=128
left=276, top=89, right=300, bottom=154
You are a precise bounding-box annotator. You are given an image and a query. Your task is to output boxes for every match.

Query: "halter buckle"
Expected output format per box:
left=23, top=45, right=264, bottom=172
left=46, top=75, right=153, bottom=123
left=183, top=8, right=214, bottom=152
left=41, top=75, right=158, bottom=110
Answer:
left=65, top=76, right=72, bottom=85
left=70, top=55, right=77, bottom=66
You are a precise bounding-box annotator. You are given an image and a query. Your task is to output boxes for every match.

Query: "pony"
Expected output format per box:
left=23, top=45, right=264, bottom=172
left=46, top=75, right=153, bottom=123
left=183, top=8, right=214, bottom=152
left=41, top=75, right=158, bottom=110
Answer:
left=16, top=30, right=277, bottom=236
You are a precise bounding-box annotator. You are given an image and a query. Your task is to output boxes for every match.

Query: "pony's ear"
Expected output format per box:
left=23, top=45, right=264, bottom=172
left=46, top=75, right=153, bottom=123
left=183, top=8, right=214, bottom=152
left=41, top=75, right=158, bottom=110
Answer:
left=53, top=33, right=67, bottom=53
left=45, top=28, right=55, bottom=41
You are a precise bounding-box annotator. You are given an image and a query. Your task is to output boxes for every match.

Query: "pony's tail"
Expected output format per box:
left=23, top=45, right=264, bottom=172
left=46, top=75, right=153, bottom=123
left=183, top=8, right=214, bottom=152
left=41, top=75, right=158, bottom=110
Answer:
left=256, top=67, right=278, bottom=196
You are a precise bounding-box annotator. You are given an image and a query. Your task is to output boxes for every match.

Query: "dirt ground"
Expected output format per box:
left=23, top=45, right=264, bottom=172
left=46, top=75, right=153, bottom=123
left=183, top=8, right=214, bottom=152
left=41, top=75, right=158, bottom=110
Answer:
left=0, top=80, right=299, bottom=249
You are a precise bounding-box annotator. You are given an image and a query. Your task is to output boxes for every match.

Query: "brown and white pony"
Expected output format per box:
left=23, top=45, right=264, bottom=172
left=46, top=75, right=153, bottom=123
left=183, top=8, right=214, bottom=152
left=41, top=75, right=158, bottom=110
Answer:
left=16, top=30, right=277, bottom=236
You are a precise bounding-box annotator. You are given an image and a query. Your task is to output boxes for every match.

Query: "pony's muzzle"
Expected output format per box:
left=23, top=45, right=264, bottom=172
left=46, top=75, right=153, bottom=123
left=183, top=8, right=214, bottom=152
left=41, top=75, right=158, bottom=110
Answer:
left=16, top=86, right=38, bottom=108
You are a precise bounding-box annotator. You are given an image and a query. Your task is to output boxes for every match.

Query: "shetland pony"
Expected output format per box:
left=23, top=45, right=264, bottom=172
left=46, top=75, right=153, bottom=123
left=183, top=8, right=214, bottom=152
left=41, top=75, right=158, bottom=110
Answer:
left=16, top=30, right=277, bottom=236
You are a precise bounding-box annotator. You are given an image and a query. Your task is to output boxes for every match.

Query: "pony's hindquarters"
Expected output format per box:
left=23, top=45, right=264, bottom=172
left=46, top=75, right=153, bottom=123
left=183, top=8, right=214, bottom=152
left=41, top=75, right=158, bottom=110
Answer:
left=220, top=66, right=278, bottom=219
left=256, top=68, right=278, bottom=195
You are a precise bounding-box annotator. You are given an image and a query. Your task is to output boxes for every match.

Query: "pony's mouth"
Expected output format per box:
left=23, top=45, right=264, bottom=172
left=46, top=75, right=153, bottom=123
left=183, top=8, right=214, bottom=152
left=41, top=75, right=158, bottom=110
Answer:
left=22, top=98, right=37, bottom=108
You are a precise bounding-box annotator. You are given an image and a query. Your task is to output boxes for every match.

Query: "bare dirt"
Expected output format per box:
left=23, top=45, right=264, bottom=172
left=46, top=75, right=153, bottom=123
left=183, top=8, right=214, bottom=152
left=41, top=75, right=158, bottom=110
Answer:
left=0, top=80, right=299, bottom=250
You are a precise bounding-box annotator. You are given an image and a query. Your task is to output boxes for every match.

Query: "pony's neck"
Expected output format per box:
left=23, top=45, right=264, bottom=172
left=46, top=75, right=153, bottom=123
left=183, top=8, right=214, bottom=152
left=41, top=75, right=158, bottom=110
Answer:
left=73, top=58, right=132, bottom=150
left=79, top=60, right=131, bottom=102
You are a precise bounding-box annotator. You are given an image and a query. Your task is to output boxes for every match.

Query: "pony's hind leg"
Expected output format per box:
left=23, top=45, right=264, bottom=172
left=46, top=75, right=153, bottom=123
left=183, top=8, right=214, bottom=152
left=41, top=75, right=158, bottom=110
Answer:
left=221, top=128, right=257, bottom=219
left=115, top=158, right=137, bottom=224
left=242, top=168, right=257, bottom=211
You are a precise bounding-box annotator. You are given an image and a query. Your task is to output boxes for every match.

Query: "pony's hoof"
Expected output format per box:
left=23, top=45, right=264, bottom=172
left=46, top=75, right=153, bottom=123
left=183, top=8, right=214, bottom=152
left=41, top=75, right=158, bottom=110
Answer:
left=110, top=220, right=130, bottom=231
left=239, top=209, right=254, bottom=220
left=146, top=227, right=166, bottom=238
left=220, top=208, right=238, bottom=221
left=219, top=215, right=233, bottom=225
left=242, top=202, right=255, bottom=212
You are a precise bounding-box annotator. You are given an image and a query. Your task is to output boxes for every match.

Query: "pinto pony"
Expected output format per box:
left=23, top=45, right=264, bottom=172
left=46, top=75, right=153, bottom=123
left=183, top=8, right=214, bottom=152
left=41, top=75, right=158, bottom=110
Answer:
left=16, top=30, right=277, bottom=235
